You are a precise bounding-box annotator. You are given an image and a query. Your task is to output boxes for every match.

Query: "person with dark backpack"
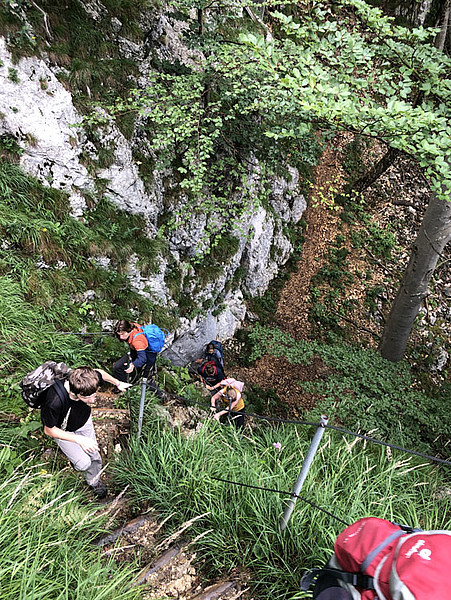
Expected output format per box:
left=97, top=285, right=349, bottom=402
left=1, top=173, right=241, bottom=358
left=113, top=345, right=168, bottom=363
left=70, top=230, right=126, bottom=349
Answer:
left=21, top=363, right=129, bottom=498
left=197, top=360, right=225, bottom=387
left=113, top=320, right=166, bottom=383
left=196, top=340, right=224, bottom=368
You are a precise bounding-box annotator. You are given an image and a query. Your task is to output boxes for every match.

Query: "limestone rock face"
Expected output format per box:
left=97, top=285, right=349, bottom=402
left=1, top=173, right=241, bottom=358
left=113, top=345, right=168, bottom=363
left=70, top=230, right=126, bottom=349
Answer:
left=216, top=290, right=247, bottom=339
left=0, top=38, right=92, bottom=216
left=96, top=124, right=160, bottom=223
left=0, top=7, right=306, bottom=354
left=162, top=313, right=218, bottom=366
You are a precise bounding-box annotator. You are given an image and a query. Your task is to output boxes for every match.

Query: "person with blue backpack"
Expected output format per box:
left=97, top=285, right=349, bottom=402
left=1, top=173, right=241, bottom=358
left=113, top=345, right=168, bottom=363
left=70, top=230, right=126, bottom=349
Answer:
left=113, top=319, right=166, bottom=383
left=196, top=340, right=224, bottom=367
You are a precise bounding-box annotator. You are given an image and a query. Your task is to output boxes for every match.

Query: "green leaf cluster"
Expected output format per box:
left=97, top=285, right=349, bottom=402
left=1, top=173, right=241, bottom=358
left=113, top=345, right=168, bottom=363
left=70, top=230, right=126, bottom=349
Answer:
left=247, top=324, right=450, bottom=456
left=84, top=9, right=322, bottom=253
left=240, top=0, right=451, bottom=197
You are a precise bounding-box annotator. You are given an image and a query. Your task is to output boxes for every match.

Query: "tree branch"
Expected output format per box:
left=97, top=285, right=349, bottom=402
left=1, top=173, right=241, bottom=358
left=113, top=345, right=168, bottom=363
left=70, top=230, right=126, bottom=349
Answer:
left=30, top=1, right=53, bottom=41
left=328, top=309, right=382, bottom=338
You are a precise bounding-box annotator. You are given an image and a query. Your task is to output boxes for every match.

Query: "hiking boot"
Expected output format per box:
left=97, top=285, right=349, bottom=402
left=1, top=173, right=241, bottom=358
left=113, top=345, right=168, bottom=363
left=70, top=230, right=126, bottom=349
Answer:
left=88, top=481, right=107, bottom=499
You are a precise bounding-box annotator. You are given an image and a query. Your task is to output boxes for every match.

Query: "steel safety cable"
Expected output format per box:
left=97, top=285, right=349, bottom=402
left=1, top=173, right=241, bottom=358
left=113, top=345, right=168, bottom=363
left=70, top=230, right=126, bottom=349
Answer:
left=164, top=390, right=451, bottom=467
left=211, top=476, right=349, bottom=526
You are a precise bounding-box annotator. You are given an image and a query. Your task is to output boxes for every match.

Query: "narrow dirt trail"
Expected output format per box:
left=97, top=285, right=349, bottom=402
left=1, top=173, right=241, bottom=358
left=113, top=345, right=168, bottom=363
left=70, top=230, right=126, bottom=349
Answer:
left=235, top=138, right=350, bottom=412
left=275, top=143, right=346, bottom=340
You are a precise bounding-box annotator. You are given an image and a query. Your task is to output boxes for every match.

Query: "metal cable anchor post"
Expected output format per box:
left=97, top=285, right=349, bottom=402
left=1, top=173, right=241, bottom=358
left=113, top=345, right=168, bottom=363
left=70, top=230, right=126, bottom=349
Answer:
left=280, top=414, right=329, bottom=531
left=137, top=378, right=147, bottom=440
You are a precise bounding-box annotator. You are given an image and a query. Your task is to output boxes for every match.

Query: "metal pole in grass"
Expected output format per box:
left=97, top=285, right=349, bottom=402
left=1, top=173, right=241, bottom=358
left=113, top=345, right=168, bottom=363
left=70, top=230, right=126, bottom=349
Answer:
left=137, top=378, right=147, bottom=440
left=280, top=414, right=329, bottom=531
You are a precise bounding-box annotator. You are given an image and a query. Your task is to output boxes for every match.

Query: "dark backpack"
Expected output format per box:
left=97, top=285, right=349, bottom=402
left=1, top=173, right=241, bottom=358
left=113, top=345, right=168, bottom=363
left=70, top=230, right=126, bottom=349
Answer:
left=204, top=340, right=224, bottom=366
left=200, top=360, right=218, bottom=379
left=198, top=360, right=225, bottom=386
left=301, top=517, right=451, bottom=600
left=20, top=361, right=71, bottom=408
left=209, top=340, right=223, bottom=359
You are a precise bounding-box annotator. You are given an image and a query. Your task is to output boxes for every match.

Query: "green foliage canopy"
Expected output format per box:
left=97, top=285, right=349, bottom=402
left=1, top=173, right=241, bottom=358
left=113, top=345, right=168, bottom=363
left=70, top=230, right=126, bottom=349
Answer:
left=240, top=0, right=451, bottom=197
left=83, top=0, right=450, bottom=249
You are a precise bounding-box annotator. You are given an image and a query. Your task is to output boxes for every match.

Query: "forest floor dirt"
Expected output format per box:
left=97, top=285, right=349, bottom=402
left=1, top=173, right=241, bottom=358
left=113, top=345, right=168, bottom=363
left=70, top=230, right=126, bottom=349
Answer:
left=229, top=134, right=360, bottom=414
left=274, top=142, right=348, bottom=341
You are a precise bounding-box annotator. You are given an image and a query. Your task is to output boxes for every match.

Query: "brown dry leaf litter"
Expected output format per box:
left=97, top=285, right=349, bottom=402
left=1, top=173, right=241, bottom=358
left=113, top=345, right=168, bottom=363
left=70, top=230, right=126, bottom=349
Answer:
left=232, top=136, right=352, bottom=413
left=275, top=139, right=348, bottom=340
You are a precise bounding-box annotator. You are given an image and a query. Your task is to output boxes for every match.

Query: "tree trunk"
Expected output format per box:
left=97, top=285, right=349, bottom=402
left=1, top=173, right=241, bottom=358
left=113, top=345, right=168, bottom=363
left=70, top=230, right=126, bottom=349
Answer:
left=197, top=8, right=204, bottom=36
left=378, top=189, right=451, bottom=362
left=376, top=0, right=434, bottom=26
left=346, top=146, right=399, bottom=194
left=435, top=0, right=450, bottom=51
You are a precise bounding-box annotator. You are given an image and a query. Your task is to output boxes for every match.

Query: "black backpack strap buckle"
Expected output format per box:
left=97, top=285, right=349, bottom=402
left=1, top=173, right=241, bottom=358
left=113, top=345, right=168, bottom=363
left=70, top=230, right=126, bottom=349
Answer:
left=301, top=568, right=322, bottom=591
left=301, top=567, right=375, bottom=592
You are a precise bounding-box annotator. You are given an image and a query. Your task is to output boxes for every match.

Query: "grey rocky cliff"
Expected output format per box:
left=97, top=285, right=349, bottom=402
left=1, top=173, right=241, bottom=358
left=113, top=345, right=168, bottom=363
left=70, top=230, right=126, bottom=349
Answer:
left=0, top=8, right=306, bottom=361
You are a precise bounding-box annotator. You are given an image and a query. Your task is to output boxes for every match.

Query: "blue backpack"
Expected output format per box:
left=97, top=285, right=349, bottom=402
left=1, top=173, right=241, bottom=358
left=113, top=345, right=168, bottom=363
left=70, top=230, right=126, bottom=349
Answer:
left=138, top=324, right=167, bottom=352
left=204, top=340, right=224, bottom=366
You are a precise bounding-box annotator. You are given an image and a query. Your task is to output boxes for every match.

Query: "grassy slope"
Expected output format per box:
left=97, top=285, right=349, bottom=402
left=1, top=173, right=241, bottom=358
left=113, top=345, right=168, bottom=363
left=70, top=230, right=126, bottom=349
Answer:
left=0, top=444, right=139, bottom=600
left=0, top=2, right=449, bottom=598
left=114, top=403, right=451, bottom=599
left=0, top=158, right=171, bottom=599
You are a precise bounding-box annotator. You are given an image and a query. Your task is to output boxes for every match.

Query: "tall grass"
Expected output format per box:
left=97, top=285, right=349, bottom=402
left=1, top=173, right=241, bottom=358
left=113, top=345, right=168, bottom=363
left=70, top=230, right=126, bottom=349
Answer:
left=0, top=277, right=91, bottom=366
left=0, top=456, right=139, bottom=600
left=0, top=159, right=175, bottom=412
left=114, top=414, right=451, bottom=599
left=0, top=276, right=94, bottom=412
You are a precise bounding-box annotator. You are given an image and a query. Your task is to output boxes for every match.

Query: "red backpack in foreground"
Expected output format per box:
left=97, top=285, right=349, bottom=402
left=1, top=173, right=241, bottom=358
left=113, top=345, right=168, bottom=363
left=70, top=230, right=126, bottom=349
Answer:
left=301, top=517, right=451, bottom=599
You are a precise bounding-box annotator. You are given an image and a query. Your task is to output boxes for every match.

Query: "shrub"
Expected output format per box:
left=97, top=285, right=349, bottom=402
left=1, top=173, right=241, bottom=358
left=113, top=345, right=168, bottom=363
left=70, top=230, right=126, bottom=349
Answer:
left=247, top=325, right=450, bottom=457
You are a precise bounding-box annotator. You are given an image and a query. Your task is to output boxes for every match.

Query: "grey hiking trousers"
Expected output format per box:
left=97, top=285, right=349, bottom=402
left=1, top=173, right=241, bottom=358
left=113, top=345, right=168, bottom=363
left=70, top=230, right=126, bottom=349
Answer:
left=55, top=416, right=102, bottom=486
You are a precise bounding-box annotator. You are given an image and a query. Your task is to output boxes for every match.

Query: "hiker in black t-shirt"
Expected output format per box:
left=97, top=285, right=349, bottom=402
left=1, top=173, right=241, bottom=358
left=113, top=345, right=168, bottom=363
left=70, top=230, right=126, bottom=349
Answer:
left=41, top=366, right=129, bottom=498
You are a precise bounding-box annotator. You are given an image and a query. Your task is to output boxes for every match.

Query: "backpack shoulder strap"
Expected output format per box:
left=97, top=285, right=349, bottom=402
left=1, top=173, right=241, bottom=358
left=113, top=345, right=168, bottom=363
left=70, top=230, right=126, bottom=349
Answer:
left=132, top=331, right=145, bottom=339
left=53, top=378, right=69, bottom=404
left=361, top=529, right=406, bottom=572
left=301, top=567, right=375, bottom=592
left=53, top=379, right=71, bottom=430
